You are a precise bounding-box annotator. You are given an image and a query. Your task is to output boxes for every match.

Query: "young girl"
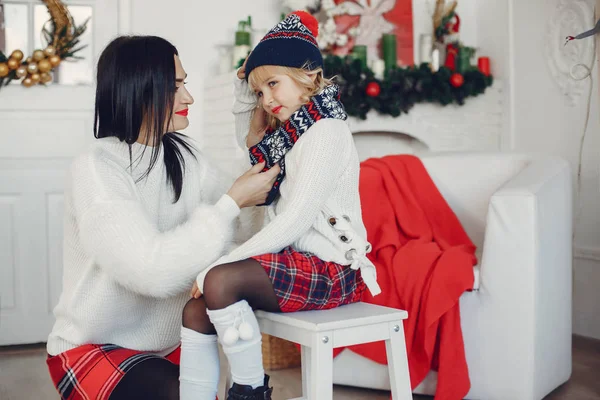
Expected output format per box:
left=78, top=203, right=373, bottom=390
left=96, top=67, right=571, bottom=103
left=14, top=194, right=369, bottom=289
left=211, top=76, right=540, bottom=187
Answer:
left=179, top=11, right=380, bottom=400
left=45, top=35, right=279, bottom=400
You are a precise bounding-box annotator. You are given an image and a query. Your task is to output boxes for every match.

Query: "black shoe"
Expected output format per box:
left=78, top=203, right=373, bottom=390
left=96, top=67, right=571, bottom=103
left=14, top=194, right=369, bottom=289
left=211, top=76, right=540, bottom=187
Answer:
left=227, top=375, right=273, bottom=400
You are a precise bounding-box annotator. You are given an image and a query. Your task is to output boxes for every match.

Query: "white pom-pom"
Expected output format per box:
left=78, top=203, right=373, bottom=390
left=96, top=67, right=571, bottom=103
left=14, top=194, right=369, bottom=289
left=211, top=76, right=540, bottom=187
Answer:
left=222, top=326, right=240, bottom=345
left=238, top=321, right=254, bottom=341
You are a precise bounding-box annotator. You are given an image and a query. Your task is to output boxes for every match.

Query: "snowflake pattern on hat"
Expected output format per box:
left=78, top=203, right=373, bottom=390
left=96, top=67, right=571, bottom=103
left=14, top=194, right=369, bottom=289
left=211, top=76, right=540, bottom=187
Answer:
left=261, top=13, right=319, bottom=47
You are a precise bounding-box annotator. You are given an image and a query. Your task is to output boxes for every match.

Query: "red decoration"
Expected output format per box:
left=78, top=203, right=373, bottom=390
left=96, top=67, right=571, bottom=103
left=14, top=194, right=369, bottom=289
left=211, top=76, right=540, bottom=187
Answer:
left=446, top=13, right=461, bottom=36
left=478, top=56, right=491, bottom=76
left=366, top=82, right=381, bottom=97
left=327, top=0, right=414, bottom=65
left=450, top=73, right=464, bottom=88
left=292, top=10, right=319, bottom=37
left=445, top=43, right=458, bottom=71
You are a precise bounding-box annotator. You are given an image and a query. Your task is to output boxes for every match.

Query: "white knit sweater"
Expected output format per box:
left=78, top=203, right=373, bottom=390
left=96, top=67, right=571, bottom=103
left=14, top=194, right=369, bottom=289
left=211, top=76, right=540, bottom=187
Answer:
left=47, top=137, right=242, bottom=356
left=196, top=75, right=380, bottom=296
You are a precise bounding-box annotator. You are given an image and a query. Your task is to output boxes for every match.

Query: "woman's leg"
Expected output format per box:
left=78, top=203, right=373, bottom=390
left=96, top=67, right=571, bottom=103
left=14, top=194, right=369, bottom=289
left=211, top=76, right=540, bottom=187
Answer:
left=180, top=296, right=221, bottom=400
left=203, top=259, right=280, bottom=395
left=109, top=357, right=179, bottom=400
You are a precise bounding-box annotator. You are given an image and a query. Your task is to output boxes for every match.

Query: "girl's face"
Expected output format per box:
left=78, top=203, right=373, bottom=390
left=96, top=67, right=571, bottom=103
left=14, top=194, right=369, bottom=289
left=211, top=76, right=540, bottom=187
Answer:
left=169, top=55, right=194, bottom=131
left=251, top=66, right=308, bottom=123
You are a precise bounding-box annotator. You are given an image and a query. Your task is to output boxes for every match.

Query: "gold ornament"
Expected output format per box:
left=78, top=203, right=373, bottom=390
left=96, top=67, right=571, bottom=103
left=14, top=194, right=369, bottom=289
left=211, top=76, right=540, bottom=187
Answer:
left=22, top=77, right=34, bottom=87
left=42, top=0, right=75, bottom=47
left=30, top=73, right=41, bottom=83
left=38, top=59, right=52, bottom=73
left=10, top=50, right=25, bottom=62
left=40, top=72, right=53, bottom=84
left=44, top=46, right=57, bottom=57
left=0, top=63, right=9, bottom=77
left=27, top=63, right=39, bottom=74
left=16, top=66, right=28, bottom=78
left=7, top=58, right=20, bottom=70
left=32, top=50, right=46, bottom=62
left=26, top=57, right=33, bottom=64
left=49, top=55, right=61, bottom=67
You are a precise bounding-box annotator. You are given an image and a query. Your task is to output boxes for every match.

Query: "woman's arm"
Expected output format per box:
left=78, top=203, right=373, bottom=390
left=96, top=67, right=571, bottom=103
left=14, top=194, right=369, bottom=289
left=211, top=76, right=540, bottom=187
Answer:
left=72, top=154, right=240, bottom=299
left=200, top=152, right=265, bottom=246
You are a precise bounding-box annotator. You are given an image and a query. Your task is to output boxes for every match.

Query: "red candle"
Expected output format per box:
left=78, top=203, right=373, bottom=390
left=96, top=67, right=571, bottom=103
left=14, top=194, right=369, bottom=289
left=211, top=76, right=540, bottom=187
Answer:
left=478, top=56, right=491, bottom=76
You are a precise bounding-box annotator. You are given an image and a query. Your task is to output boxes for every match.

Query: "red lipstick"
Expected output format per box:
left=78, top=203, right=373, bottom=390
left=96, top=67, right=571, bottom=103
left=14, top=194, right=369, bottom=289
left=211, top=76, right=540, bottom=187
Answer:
left=271, top=106, right=282, bottom=114
left=175, top=109, right=189, bottom=117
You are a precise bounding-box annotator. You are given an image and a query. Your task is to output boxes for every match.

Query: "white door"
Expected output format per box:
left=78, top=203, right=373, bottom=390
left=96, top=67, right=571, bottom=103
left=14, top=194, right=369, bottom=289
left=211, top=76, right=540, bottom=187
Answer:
left=0, top=0, right=120, bottom=346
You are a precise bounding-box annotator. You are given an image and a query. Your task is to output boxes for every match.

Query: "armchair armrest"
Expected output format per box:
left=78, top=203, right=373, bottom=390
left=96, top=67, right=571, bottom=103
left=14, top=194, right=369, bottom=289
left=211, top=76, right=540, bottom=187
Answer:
left=473, top=155, right=572, bottom=399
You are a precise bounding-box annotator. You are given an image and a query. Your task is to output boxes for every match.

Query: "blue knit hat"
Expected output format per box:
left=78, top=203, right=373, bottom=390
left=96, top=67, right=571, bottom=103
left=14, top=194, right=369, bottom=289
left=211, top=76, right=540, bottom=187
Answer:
left=245, top=11, right=323, bottom=81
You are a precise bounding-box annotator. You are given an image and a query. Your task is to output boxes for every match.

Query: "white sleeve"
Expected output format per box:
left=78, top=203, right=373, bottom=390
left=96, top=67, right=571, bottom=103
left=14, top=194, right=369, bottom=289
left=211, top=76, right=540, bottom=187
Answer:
left=232, top=73, right=257, bottom=151
left=197, top=151, right=235, bottom=204
left=72, top=155, right=240, bottom=299
left=218, top=119, right=351, bottom=260
left=197, top=152, right=264, bottom=246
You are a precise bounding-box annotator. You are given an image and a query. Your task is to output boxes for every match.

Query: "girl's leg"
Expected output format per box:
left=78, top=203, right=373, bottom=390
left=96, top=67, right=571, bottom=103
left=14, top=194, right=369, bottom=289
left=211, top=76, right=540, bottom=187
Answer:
left=180, top=296, right=220, bottom=400
left=110, top=357, right=179, bottom=400
left=203, top=259, right=281, bottom=312
left=203, top=259, right=280, bottom=393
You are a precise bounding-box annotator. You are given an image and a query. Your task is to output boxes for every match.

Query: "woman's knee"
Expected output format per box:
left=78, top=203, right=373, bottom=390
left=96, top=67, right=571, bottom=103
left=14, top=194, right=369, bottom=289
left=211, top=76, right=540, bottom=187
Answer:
left=182, top=297, right=215, bottom=334
left=110, top=358, right=179, bottom=400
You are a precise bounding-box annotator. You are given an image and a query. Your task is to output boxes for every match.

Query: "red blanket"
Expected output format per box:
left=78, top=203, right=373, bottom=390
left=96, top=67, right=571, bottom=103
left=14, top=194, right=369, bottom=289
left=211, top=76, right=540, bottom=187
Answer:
left=340, top=155, right=476, bottom=400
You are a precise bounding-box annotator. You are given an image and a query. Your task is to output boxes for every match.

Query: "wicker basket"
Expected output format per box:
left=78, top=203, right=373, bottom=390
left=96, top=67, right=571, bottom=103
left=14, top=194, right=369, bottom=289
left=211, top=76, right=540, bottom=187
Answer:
left=261, top=333, right=301, bottom=370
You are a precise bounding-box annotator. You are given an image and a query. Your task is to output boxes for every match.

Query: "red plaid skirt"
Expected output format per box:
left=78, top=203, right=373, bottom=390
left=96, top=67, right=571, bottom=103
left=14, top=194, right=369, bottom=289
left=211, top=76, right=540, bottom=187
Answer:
left=46, top=344, right=180, bottom=400
left=252, top=247, right=366, bottom=312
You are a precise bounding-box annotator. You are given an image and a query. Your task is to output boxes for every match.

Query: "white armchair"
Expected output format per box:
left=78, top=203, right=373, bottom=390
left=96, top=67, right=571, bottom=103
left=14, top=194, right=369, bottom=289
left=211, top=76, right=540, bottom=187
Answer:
left=332, top=152, right=573, bottom=400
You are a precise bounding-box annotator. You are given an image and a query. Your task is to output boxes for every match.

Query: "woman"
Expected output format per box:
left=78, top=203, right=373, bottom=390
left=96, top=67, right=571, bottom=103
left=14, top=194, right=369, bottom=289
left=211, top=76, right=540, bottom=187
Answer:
left=46, top=35, right=279, bottom=400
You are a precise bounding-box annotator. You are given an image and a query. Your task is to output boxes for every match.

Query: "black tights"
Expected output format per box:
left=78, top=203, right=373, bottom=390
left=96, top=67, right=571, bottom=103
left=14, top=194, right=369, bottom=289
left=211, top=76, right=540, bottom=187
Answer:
left=110, top=260, right=278, bottom=399
left=182, top=259, right=281, bottom=334
left=109, top=357, right=179, bottom=400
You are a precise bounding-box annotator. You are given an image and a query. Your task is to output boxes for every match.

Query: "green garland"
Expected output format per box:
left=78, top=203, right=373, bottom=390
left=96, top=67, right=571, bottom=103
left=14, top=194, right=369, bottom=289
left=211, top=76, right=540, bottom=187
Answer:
left=323, top=55, right=494, bottom=120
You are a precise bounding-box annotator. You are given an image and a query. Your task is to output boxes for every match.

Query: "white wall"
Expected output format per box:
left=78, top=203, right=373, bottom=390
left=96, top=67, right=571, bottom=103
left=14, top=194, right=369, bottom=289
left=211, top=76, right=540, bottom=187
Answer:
left=0, top=0, right=120, bottom=345
left=484, top=0, right=600, bottom=339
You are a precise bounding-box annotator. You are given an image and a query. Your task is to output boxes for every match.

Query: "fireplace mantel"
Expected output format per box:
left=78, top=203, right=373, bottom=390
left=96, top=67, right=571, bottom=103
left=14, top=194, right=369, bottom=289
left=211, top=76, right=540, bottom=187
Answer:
left=202, top=73, right=504, bottom=166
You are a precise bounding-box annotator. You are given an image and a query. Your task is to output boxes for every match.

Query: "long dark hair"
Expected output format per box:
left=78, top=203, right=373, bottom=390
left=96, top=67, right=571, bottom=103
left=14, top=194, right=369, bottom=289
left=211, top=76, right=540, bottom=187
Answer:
left=94, top=35, right=196, bottom=202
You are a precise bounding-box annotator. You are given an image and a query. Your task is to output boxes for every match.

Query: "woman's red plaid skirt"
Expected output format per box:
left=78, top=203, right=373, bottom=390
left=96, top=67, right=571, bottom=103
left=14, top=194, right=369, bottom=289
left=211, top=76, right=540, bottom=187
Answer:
left=46, top=344, right=180, bottom=400
left=252, top=246, right=366, bottom=312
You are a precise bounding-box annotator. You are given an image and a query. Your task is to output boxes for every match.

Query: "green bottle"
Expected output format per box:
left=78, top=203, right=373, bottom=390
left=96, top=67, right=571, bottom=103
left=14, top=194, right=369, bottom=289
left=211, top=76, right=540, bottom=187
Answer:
left=233, top=20, right=251, bottom=69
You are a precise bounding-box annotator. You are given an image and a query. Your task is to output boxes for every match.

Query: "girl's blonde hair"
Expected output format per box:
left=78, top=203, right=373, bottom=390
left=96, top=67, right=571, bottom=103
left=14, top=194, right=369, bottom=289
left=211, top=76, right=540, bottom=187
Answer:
left=248, top=63, right=335, bottom=129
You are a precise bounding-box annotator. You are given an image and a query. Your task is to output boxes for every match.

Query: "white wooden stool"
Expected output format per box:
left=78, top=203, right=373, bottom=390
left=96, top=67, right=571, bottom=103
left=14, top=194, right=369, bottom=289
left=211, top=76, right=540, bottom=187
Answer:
left=247, top=302, right=412, bottom=400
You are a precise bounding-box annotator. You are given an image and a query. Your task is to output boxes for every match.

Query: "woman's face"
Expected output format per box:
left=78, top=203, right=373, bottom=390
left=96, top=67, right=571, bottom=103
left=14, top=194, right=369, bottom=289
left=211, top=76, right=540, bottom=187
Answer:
left=169, top=55, right=194, bottom=131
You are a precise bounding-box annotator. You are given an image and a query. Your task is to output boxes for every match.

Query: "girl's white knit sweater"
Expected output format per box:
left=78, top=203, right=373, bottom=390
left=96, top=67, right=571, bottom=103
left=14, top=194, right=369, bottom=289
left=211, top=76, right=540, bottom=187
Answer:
left=196, top=75, right=380, bottom=296
left=47, top=137, right=242, bottom=356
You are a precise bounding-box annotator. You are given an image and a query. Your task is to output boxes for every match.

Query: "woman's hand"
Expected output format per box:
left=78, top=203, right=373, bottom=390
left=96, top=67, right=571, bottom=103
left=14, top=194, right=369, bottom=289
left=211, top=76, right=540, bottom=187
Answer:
left=247, top=106, right=268, bottom=148
left=190, top=280, right=202, bottom=299
left=227, top=162, right=281, bottom=208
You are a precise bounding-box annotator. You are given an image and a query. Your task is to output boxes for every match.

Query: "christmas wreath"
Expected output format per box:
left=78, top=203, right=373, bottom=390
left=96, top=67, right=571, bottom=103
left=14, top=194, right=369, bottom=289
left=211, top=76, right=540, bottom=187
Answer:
left=0, top=0, right=89, bottom=89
